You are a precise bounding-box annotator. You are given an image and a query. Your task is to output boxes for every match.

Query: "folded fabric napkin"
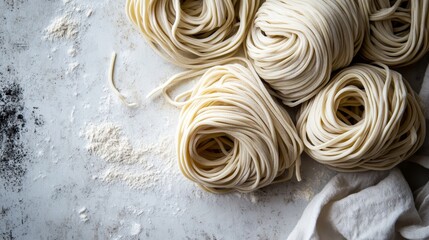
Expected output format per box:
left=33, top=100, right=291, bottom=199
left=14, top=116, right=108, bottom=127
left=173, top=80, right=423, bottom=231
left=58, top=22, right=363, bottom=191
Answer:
left=288, top=169, right=429, bottom=240
left=414, top=63, right=429, bottom=168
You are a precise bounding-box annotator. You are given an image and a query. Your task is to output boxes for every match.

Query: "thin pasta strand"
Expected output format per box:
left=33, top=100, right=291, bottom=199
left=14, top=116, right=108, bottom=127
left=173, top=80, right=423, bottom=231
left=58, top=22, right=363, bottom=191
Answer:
left=109, top=52, right=139, bottom=108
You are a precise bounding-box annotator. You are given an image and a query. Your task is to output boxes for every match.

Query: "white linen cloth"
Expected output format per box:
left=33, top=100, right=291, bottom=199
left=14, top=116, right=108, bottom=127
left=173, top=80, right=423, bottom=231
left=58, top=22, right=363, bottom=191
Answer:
left=287, top=169, right=429, bottom=240
left=414, top=63, right=429, bottom=168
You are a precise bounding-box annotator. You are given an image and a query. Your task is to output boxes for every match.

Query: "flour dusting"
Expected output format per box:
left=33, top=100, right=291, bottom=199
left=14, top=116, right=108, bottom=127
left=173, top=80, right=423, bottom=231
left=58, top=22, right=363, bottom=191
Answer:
left=86, top=9, right=93, bottom=17
left=68, top=47, right=77, bottom=57
left=84, top=122, right=176, bottom=190
left=44, top=15, right=79, bottom=41
left=129, top=222, right=142, bottom=236
left=78, top=207, right=89, bottom=222
left=85, top=122, right=142, bottom=164
left=102, top=165, right=159, bottom=190
left=67, top=62, right=80, bottom=74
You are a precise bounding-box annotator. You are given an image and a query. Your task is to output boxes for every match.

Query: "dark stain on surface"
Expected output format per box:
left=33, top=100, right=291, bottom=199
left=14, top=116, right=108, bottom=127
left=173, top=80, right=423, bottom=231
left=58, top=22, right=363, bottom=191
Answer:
left=0, top=206, right=10, bottom=217
left=0, top=199, right=28, bottom=240
left=0, top=32, right=5, bottom=47
left=0, top=230, right=14, bottom=240
left=31, top=109, right=44, bottom=126
left=0, top=83, right=27, bottom=190
left=4, top=0, right=28, bottom=11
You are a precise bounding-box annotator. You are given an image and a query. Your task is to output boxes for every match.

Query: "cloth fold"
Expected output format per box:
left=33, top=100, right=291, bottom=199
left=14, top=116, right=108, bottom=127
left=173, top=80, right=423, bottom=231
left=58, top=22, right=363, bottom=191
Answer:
left=414, top=63, right=429, bottom=168
left=288, top=169, right=429, bottom=240
left=401, top=181, right=429, bottom=239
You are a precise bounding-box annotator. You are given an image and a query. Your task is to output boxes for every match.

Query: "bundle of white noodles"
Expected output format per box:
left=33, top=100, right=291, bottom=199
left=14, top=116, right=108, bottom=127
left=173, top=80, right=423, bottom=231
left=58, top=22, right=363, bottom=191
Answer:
left=246, top=0, right=365, bottom=107
left=297, top=63, right=426, bottom=172
left=151, top=59, right=303, bottom=193
left=126, top=0, right=260, bottom=68
left=358, top=0, right=429, bottom=67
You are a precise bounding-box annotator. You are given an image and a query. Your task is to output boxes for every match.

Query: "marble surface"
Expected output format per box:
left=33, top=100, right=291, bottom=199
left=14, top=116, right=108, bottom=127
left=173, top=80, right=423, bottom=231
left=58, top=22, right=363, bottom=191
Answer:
left=0, top=0, right=427, bottom=239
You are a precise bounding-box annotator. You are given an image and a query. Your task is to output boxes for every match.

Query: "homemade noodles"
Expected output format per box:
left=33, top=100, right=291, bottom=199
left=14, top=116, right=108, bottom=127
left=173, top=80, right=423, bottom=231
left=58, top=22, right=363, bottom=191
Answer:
left=246, top=0, right=365, bottom=106
left=150, top=58, right=303, bottom=193
left=358, top=0, right=429, bottom=66
left=297, top=63, right=426, bottom=172
left=126, top=0, right=260, bottom=68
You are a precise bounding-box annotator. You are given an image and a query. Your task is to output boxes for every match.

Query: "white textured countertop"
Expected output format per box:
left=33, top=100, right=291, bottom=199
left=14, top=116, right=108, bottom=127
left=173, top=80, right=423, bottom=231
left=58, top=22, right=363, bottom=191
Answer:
left=1, top=0, right=428, bottom=239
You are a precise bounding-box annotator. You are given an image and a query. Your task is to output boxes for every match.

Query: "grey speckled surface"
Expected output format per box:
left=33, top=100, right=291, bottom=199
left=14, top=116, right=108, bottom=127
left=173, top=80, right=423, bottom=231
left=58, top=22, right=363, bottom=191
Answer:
left=0, top=0, right=427, bottom=239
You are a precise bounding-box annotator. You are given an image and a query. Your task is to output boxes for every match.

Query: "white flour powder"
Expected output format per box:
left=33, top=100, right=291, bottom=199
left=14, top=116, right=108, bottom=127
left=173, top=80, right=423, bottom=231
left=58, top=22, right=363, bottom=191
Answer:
left=84, top=122, right=176, bottom=190
left=44, top=15, right=79, bottom=41
left=102, top=167, right=158, bottom=190
left=85, top=122, right=142, bottom=164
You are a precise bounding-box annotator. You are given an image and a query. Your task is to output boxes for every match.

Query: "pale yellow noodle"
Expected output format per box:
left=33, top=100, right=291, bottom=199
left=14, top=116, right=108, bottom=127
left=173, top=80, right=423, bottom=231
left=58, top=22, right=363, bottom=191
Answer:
left=126, top=0, right=260, bottom=69
left=109, top=52, right=139, bottom=108
left=357, top=0, right=429, bottom=67
left=246, top=0, right=365, bottom=107
left=150, top=58, right=303, bottom=193
left=297, top=63, right=426, bottom=172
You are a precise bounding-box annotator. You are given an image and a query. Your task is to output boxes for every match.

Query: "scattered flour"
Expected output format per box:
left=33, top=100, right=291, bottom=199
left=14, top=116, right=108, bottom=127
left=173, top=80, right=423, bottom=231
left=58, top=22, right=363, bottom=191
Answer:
left=129, top=222, right=142, bottom=236
left=79, top=213, right=89, bottom=222
left=284, top=168, right=333, bottom=202
left=44, top=15, right=79, bottom=41
left=68, top=47, right=77, bottom=57
left=291, top=186, right=314, bottom=201
left=102, top=165, right=158, bottom=190
left=70, top=106, right=75, bottom=123
left=67, top=62, right=80, bottom=74
left=234, top=192, right=259, bottom=204
left=78, top=207, right=87, bottom=214
left=84, top=122, right=176, bottom=190
left=32, top=173, right=46, bottom=182
left=78, top=207, right=89, bottom=222
left=86, top=9, right=94, bottom=17
left=43, top=2, right=93, bottom=77
left=85, top=122, right=142, bottom=164
left=249, top=193, right=258, bottom=204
